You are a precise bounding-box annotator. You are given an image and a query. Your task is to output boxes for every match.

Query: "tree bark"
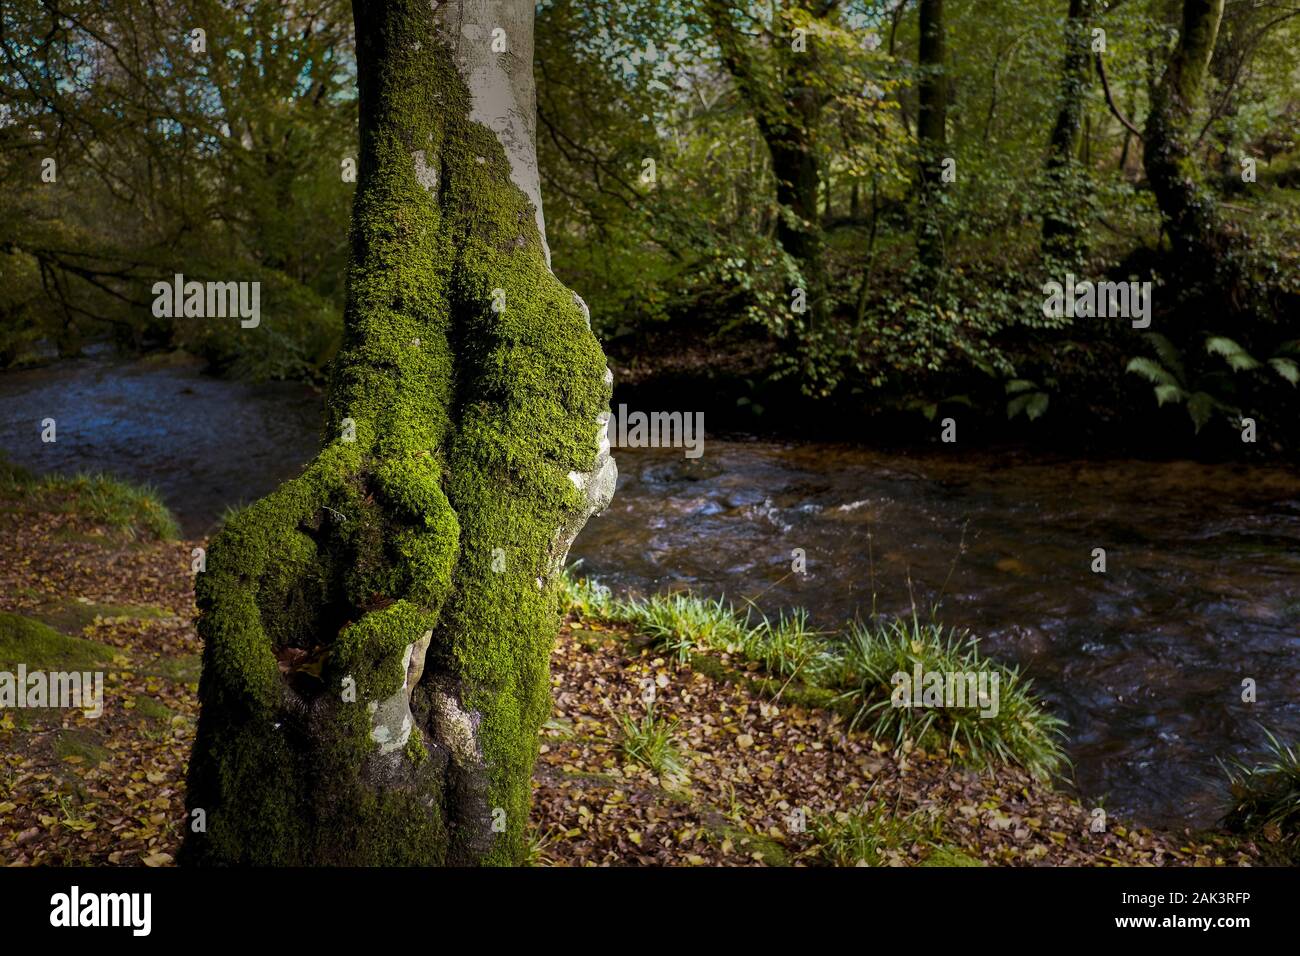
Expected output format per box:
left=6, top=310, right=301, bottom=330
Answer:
left=183, top=0, right=615, bottom=866
left=705, top=1, right=831, bottom=331
left=1142, top=0, right=1244, bottom=297
left=1042, top=0, right=1093, bottom=260
left=916, top=0, right=947, bottom=275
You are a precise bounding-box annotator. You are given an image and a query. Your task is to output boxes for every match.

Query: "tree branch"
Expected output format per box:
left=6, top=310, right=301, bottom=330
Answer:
left=1094, top=52, right=1144, bottom=139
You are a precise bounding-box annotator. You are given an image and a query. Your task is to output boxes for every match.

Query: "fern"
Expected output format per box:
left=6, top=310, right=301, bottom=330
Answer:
left=1125, top=355, right=1179, bottom=387
left=1206, top=336, right=1261, bottom=372
left=1269, top=357, right=1299, bottom=386
left=1004, top=377, right=1051, bottom=422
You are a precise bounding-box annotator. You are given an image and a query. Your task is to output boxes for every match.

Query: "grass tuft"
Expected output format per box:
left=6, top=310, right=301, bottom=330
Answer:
left=809, top=799, right=943, bottom=867
left=562, top=567, right=1068, bottom=780
left=0, top=456, right=179, bottom=540
left=835, top=615, right=1068, bottom=780
left=1221, top=727, right=1300, bottom=862
left=616, top=702, right=689, bottom=788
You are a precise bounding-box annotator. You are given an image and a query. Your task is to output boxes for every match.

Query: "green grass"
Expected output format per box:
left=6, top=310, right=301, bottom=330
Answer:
left=809, top=800, right=944, bottom=867
left=834, top=615, right=1068, bottom=780
left=562, top=569, right=1068, bottom=780
left=615, top=702, right=689, bottom=788
left=558, top=571, right=614, bottom=620
left=617, top=592, right=748, bottom=664
left=1221, top=727, right=1300, bottom=862
left=0, top=455, right=179, bottom=540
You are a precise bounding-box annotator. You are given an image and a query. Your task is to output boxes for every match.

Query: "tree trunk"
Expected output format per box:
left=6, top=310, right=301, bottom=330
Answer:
left=1042, top=0, right=1093, bottom=260
left=182, top=0, right=616, bottom=866
left=916, top=0, right=947, bottom=275
left=705, top=1, right=830, bottom=331
left=1142, top=0, right=1243, bottom=297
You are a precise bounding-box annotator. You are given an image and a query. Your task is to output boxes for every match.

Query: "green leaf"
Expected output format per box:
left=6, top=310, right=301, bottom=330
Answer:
left=1025, top=392, right=1049, bottom=421
left=1007, top=391, right=1048, bottom=421
left=1153, top=383, right=1186, bottom=406
left=1206, top=336, right=1260, bottom=372
left=1268, top=357, right=1299, bottom=386
left=1186, top=392, right=1215, bottom=433
left=1126, top=356, right=1177, bottom=387
left=1145, top=333, right=1185, bottom=384
left=1005, top=379, right=1037, bottom=395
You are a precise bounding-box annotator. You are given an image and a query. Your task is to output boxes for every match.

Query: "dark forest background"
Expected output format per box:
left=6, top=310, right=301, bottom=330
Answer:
left=2, top=0, right=1298, bottom=451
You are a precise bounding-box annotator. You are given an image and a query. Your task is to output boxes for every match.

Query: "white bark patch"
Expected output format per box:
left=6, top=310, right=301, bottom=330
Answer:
left=573, top=292, right=591, bottom=329
left=436, top=0, right=551, bottom=267
left=431, top=676, right=484, bottom=764
left=555, top=389, right=617, bottom=575
left=368, top=634, right=431, bottom=755
left=412, top=149, right=439, bottom=196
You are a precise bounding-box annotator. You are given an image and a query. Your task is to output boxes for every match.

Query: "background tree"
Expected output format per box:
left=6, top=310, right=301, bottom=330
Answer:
left=4, top=0, right=1298, bottom=444
left=1042, top=0, right=1094, bottom=260
left=914, top=0, right=947, bottom=276
left=182, top=0, right=615, bottom=866
left=0, top=0, right=355, bottom=377
left=1141, top=0, right=1241, bottom=297
left=704, top=1, right=839, bottom=343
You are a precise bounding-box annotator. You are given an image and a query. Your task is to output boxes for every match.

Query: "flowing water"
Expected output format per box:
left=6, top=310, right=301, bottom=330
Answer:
left=3, top=357, right=1298, bottom=829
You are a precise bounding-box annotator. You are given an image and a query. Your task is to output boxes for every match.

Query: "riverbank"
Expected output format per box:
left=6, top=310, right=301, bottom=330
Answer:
left=0, top=474, right=1266, bottom=866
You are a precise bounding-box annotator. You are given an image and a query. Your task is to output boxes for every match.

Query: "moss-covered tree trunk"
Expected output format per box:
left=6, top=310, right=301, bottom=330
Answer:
left=915, top=0, right=947, bottom=276
left=1041, top=0, right=1093, bottom=260
left=182, top=0, right=616, bottom=866
left=1142, top=0, right=1244, bottom=296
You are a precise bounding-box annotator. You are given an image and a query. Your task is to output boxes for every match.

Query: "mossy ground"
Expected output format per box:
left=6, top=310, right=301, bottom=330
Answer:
left=0, top=496, right=198, bottom=866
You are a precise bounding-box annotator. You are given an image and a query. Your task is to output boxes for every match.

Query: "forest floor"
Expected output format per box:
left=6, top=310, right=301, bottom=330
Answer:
left=0, top=491, right=1261, bottom=867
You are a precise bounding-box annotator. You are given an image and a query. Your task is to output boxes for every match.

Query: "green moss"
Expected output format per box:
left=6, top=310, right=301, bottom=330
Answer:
left=0, top=611, right=116, bottom=671
left=132, top=695, right=173, bottom=724
left=184, top=0, right=610, bottom=867
left=26, top=598, right=173, bottom=637
left=404, top=728, right=428, bottom=766
left=53, top=729, right=111, bottom=766
left=150, top=653, right=201, bottom=686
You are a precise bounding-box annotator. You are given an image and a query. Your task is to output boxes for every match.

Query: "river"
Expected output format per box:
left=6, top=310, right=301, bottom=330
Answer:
left=3, top=356, right=1298, bottom=830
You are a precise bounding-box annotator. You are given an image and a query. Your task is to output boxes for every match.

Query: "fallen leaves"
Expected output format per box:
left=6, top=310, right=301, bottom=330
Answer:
left=0, top=501, right=1263, bottom=869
